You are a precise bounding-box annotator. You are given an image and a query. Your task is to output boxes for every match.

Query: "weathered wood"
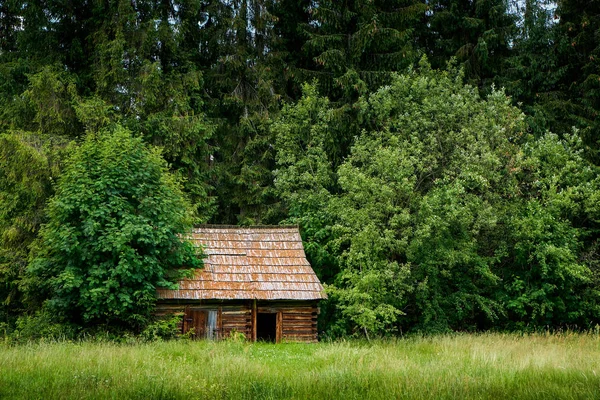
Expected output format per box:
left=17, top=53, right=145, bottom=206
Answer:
left=283, top=334, right=317, bottom=340
left=181, top=308, right=208, bottom=339
left=282, top=315, right=317, bottom=321
left=276, top=311, right=282, bottom=343
left=222, top=310, right=251, bottom=315
left=283, top=329, right=315, bottom=335
left=217, top=307, right=222, bottom=340
left=252, top=299, right=257, bottom=341
left=157, top=300, right=319, bottom=343
left=182, top=306, right=190, bottom=334
left=282, top=325, right=314, bottom=332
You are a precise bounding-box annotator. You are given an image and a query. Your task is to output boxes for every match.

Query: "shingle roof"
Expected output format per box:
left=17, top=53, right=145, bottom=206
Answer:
left=156, top=225, right=327, bottom=301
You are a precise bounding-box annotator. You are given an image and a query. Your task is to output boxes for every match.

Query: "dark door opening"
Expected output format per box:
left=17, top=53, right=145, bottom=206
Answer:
left=256, top=313, right=277, bottom=342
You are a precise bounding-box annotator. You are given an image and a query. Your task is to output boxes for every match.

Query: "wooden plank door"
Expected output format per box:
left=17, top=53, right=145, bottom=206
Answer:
left=183, top=307, right=207, bottom=339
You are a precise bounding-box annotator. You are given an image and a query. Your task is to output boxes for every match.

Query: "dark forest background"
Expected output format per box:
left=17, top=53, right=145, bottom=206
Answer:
left=1, top=0, right=600, bottom=338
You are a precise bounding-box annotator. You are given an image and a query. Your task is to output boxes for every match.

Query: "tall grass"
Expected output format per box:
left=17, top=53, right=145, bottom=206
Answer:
left=1, top=333, right=599, bottom=399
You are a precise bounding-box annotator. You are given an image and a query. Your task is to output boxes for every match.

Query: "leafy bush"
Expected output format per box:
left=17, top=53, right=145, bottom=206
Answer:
left=9, top=310, right=79, bottom=343
left=141, top=314, right=184, bottom=341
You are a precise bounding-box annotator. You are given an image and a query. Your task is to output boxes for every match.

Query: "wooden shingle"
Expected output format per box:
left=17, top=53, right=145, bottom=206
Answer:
left=157, top=225, right=327, bottom=301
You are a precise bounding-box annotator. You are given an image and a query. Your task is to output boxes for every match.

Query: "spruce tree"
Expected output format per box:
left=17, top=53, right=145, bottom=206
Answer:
left=304, top=0, right=425, bottom=101
left=198, top=0, right=291, bottom=224
left=499, top=0, right=566, bottom=135
left=299, top=0, right=426, bottom=169
left=423, top=0, right=516, bottom=89
left=553, top=0, right=600, bottom=162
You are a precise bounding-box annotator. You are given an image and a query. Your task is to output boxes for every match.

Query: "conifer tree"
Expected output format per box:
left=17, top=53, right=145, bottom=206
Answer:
left=304, top=0, right=425, bottom=101
left=198, top=0, right=293, bottom=224
left=553, top=0, right=600, bottom=162
left=423, top=0, right=516, bottom=89
left=499, top=0, right=565, bottom=135
left=299, top=0, right=426, bottom=168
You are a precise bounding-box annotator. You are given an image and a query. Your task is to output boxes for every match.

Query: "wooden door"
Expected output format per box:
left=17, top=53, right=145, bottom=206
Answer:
left=183, top=308, right=207, bottom=339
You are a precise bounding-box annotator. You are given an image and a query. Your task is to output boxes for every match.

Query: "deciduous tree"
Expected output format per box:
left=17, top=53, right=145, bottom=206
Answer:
left=28, top=126, right=201, bottom=329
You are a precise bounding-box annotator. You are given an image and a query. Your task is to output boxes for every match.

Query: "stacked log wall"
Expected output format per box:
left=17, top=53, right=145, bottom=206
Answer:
left=221, top=306, right=252, bottom=338
left=155, top=303, right=186, bottom=332
left=155, top=301, right=319, bottom=342
left=281, top=305, right=318, bottom=343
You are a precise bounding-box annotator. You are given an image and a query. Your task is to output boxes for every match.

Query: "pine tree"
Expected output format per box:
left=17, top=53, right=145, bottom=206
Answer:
left=197, top=0, right=292, bottom=224
left=553, top=0, right=600, bottom=162
left=423, top=0, right=516, bottom=89
left=297, top=0, right=426, bottom=170
left=303, top=0, right=426, bottom=102
left=499, top=0, right=567, bottom=135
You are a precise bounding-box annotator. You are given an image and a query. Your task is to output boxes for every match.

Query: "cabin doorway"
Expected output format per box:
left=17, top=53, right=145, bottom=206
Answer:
left=256, top=313, right=277, bottom=342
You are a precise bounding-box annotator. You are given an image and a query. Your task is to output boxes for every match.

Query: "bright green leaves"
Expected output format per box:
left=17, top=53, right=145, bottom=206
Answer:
left=273, top=83, right=339, bottom=281
left=328, top=64, right=523, bottom=334
left=28, top=126, right=201, bottom=329
left=275, top=60, right=600, bottom=336
left=500, top=132, right=600, bottom=328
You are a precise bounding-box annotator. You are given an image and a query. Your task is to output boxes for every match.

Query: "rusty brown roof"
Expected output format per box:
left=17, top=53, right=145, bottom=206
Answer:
left=157, top=225, right=327, bottom=301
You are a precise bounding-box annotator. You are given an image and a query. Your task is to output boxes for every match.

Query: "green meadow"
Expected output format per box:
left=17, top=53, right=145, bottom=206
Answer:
left=1, top=333, right=599, bottom=399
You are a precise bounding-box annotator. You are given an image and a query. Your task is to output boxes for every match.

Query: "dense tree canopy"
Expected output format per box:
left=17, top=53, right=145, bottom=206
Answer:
left=275, top=60, right=600, bottom=335
left=0, top=0, right=599, bottom=336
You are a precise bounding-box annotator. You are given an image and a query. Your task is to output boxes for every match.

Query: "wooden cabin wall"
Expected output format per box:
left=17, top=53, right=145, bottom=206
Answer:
left=281, top=305, right=318, bottom=343
left=156, top=302, right=252, bottom=339
left=257, top=302, right=319, bottom=343
left=155, top=301, right=319, bottom=343
left=221, top=307, right=252, bottom=338
left=155, top=303, right=186, bottom=332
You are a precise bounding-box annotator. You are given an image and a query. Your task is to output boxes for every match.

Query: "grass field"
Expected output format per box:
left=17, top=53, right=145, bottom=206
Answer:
left=1, top=333, right=599, bottom=399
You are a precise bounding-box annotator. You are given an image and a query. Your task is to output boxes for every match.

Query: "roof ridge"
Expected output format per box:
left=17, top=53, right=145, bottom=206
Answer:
left=194, top=224, right=299, bottom=230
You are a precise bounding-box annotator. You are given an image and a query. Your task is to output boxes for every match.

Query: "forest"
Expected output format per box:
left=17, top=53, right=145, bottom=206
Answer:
left=0, top=0, right=599, bottom=339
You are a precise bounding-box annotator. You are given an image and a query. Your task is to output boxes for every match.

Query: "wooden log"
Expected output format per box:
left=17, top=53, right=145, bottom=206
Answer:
left=283, top=334, right=317, bottom=339
left=282, top=329, right=316, bottom=335
left=282, top=315, right=317, bottom=321
left=252, top=300, right=257, bottom=342
left=276, top=311, right=282, bottom=343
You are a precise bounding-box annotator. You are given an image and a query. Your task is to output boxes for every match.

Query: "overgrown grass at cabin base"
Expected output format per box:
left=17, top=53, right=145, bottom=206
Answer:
left=1, top=333, right=599, bottom=399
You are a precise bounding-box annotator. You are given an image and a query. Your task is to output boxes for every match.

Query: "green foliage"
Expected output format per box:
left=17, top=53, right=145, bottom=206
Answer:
left=276, top=59, right=600, bottom=336
left=423, top=0, right=516, bottom=89
left=197, top=0, right=291, bottom=224
left=303, top=0, right=426, bottom=100
left=331, top=60, right=523, bottom=334
left=86, top=1, right=216, bottom=219
left=0, top=132, right=68, bottom=318
left=9, top=310, right=79, bottom=343
left=28, top=126, right=202, bottom=329
left=552, top=0, right=600, bottom=162
left=273, top=83, right=339, bottom=280
left=501, top=132, right=600, bottom=328
left=499, top=0, right=566, bottom=136
left=140, top=314, right=184, bottom=342
left=1, top=0, right=600, bottom=339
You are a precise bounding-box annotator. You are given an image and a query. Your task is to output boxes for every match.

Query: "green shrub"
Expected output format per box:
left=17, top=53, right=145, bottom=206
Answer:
left=10, top=310, right=78, bottom=343
left=141, top=314, right=184, bottom=341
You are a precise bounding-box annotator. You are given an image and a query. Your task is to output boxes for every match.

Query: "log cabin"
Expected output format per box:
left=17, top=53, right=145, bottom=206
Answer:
left=156, top=225, right=327, bottom=343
